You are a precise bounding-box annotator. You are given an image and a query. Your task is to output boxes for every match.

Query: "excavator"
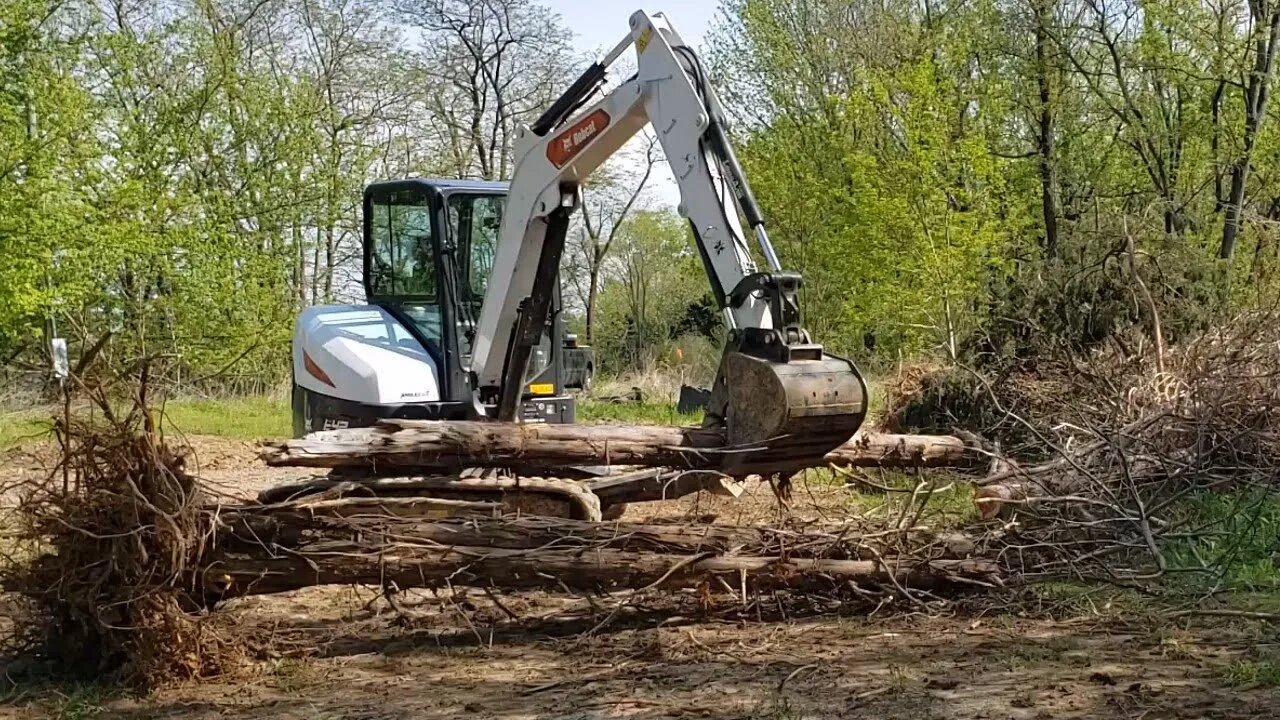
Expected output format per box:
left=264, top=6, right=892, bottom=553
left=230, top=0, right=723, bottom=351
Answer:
left=290, top=10, right=867, bottom=505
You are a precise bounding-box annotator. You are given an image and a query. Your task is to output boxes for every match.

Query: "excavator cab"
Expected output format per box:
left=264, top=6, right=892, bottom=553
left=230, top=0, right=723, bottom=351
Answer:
left=290, top=179, right=580, bottom=436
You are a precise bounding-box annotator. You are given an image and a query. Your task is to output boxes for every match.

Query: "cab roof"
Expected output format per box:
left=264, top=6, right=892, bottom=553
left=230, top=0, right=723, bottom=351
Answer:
left=365, top=177, right=509, bottom=194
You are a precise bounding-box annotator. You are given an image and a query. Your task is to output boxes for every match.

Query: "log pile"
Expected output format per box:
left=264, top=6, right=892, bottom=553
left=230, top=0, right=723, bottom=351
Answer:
left=1, top=407, right=993, bottom=687
left=256, top=420, right=982, bottom=519
left=212, top=421, right=992, bottom=603
left=204, top=508, right=998, bottom=602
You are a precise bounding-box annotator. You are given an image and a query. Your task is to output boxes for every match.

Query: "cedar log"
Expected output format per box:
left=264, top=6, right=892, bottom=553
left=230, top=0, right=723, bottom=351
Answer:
left=217, top=512, right=873, bottom=559
left=205, top=544, right=993, bottom=600
left=204, top=512, right=995, bottom=600
left=259, top=419, right=978, bottom=474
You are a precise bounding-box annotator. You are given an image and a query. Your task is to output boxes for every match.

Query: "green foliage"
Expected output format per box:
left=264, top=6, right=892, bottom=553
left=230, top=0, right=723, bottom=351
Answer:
left=1164, top=492, right=1280, bottom=593
left=721, top=4, right=1016, bottom=359
left=1223, top=656, right=1280, bottom=689
left=710, top=0, right=1280, bottom=364
left=593, top=209, right=714, bottom=374
left=578, top=400, right=701, bottom=427
left=0, top=412, right=49, bottom=451
left=0, top=0, right=571, bottom=390
left=159, top=397, right=291, bottom=441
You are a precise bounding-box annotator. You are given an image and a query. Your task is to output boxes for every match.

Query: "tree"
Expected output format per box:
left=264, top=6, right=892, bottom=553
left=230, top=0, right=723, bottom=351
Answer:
left=1219, top=0, right=1280, bottom=261
left=0, top=0, right=98, bottom=362
left=567, top=132, right=660, bottom=344
left=394, top=0, right=575, bottom=179
left=593, top=209, right=704, bottom=372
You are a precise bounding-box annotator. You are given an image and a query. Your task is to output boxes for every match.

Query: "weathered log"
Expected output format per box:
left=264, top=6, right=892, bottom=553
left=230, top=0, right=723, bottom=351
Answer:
left=259, top=419, right=978, bottom=474
left=255, top=474, right=602, bottom=521
left=215, top=512, right=873, bottom=560
left=204, top=542, right=995, bottom=600
left=204, top=510, right=996, bottom=602
left=823, top=433, right=976, bottom=469
left=255, top=470, right=738, bottom=515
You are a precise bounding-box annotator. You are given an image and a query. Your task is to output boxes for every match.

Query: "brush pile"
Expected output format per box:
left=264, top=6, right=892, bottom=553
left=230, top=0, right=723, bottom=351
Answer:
left=0, top=394, right=241, bottom=687
left=974, top=311, right=1280, bottom=582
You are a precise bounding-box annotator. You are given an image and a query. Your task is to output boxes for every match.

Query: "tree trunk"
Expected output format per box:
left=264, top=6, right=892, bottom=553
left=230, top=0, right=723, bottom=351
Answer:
left=259, top=419, right=980, bottom=474
left=217, top=513, right=874, bottom=560
left=585, top=264, right=600, bottom=344
left=1033, top=0, right=1060, bottom=259
left=1219, top=2, right=1280, bottom=261
left=206, top=545, right=993, bottom=600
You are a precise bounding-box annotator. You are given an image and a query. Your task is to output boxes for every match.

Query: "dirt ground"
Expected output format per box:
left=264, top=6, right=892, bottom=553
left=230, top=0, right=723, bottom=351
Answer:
left=3, top=436, right=1279, bottom=719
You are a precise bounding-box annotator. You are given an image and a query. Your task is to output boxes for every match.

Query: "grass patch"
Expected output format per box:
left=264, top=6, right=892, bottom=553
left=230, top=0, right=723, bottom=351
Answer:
left=158, top=396, right=290, bottom=440
left=1223, top=655, right=1280, bottom=688
left=0, top=397, right=291, bottom=449
left=836, top=470, right=977, bottom=529
left=0, top=682, right=112, bottom=720
left=1021, top=580, right=1150, bottom=618
left=578, top=400, right=701, bottom=426
left=47, top=684, right=109, bottom=720
left=1164, top=491, right=1280, bottom=594
left=0, top=413, right=50, bottom=451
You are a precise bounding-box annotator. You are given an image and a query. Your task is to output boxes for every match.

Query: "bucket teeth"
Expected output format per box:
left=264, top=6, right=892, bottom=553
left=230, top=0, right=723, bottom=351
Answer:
left=709, top=350, right=868, bottom=474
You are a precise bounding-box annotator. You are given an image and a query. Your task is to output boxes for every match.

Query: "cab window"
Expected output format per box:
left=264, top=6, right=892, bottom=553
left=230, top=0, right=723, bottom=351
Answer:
left=368, top=193, right=436, bottom=298
left=446, top=193, right=504, bottom=303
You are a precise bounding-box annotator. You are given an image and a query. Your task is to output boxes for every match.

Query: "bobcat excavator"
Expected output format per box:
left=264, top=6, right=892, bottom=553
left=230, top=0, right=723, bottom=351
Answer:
left=289, top=10, right=867, bottom=514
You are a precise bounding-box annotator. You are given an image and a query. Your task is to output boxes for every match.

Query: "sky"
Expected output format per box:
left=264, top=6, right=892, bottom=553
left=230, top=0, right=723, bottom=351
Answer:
left=542, top=1, right=725, bottom=208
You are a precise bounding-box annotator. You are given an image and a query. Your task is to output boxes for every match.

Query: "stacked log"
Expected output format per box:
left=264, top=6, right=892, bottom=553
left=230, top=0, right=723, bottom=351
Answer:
left=203, top=511, right=997, bottom=601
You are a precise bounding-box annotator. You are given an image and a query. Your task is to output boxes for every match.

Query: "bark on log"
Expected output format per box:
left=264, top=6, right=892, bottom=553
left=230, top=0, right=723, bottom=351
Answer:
left=256, top=470, right=738, bottom=513
left=216, top=512, right=870, bottom=559
left=256, top=474, right=602, bottom=521
left=205, top=543, right=994, bottom=600
left=259, top=420, right=978, bottom=474
left=204, top=512, right=997, bottom=600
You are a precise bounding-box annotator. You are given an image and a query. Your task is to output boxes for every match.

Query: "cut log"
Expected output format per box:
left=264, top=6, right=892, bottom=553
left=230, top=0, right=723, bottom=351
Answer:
left=204, top=512, right=998, bottom=601
left=259, top=419, right=978, bottom=475
left=216, top=512, right=868, bottom=559
left=205, top=544, right=995, bottom=599
left=823, top=433, right=976, bottom=469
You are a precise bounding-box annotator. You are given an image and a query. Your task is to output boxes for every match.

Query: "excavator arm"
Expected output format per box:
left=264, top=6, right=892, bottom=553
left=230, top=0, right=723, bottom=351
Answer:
left=471, top=10, right=867, bottom=471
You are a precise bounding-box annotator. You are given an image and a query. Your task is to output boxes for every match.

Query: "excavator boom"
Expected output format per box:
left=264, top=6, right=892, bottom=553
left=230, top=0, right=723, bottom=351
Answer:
left=469, top=10, right=867, bottom=472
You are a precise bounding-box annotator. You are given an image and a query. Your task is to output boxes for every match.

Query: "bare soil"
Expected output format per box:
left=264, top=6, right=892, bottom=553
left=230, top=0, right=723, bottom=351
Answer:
left=3, top=437, right=1278, bottom=719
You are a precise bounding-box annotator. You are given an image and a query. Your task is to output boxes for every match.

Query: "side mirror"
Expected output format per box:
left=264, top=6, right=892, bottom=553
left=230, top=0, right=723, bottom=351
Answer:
left=564, top=334, right=579, bottom=349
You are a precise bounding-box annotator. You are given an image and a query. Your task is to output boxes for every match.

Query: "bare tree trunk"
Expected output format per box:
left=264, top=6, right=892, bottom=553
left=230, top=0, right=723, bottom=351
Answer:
left=1220, top=1, right=1280, bottom=261
left=207, top=545, right=992, bottom=600
left=1033, top=0, right=1060, bottom=258
left=585, top=264, right=601, bottom=343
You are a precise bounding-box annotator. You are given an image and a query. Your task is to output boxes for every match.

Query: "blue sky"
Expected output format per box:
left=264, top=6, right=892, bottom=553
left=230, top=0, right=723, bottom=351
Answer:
left=543, top=1, right=720, bottom=56
left=543, top=1, right=725, bottom=207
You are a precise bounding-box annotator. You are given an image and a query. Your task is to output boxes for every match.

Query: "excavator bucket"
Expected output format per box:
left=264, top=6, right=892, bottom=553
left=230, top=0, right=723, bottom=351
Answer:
left=711, top=349, right=868, bottom=474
